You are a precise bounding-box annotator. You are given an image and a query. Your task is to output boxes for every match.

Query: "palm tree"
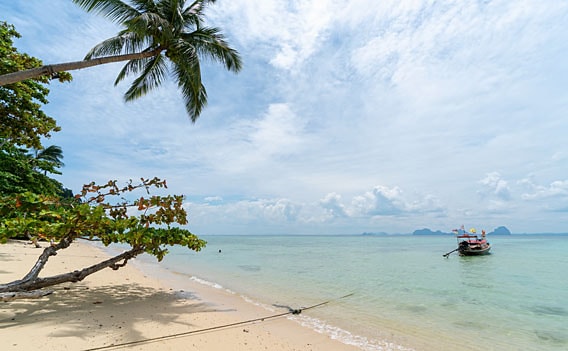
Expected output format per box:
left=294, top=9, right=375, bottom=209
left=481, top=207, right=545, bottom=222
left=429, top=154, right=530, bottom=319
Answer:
left=0, top=0, right=242, bottom=121
left=24, top=145, right=65, bottom=175
left=34, top=145, right=65, bottom=172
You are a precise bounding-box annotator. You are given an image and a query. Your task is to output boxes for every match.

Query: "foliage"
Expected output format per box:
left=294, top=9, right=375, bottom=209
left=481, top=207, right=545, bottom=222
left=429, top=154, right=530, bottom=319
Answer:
left=0, top=177, right=206, bottom=296
left=0, top=143, right=66, bottom=196
left=0, top=3, right=227, bottom=296
left=0, top=177, right=204, bottom=258
left=73, top=0, right=242, bottom=121
left=29, top=145, right=65, bottom=175
left=0, top=1, right=242, bottom=122
left=0, top=22, right=71, bottom=149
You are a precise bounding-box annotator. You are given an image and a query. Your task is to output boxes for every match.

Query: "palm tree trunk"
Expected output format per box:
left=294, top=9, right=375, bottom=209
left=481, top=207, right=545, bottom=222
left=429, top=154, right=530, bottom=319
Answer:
left=0, top=50, right=162, bottom=86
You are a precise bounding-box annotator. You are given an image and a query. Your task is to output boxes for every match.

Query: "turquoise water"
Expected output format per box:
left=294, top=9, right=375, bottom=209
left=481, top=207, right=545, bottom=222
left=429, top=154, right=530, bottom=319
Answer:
left=137, top=235, right=568, bottom=350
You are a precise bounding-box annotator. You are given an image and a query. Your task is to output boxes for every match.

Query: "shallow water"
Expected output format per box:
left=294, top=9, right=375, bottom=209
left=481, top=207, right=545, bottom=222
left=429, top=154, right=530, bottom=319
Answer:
left=135, top=235, right=568, bottom=350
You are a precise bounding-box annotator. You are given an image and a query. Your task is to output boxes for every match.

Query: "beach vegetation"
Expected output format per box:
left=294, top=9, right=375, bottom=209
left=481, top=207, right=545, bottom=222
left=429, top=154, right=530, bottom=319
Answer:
left=0, top=15, right=208, bottom=300
left=0, top=177, right=205, bottom=300
left=28, top=145, right=65, bottom=175
left=0, top=22, right=71, bottom=150
left=0, top=143, right=68, bottom=197
left=0, top=0, right=242, bottom=122
left=1, top=22, right=73, bottom=248
left=0, top=22, right=70, bottom=197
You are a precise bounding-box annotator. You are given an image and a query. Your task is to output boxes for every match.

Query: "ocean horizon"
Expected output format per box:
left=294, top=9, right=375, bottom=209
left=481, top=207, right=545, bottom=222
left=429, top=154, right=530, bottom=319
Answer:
left=122, top=234, right=567, bottom=351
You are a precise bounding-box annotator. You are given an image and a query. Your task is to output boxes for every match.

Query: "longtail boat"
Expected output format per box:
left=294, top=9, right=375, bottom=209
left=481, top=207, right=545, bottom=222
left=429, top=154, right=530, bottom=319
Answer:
left=443, top=227, right=491, bottom=257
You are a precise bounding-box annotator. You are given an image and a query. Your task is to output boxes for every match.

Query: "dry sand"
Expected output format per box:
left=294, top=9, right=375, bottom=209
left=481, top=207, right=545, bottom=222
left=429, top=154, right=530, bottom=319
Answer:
left=0, top=240, right=360, bottom=351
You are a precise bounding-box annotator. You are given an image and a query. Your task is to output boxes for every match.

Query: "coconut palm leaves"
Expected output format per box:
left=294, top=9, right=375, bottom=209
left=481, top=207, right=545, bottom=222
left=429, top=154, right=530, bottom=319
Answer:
left=0, top=0, right=241, bottom=122
left=72, top=0, right=241, bottom=121
left=0, top=144, right=65, bottom=195
left=33, top=145, right=65, bottom=172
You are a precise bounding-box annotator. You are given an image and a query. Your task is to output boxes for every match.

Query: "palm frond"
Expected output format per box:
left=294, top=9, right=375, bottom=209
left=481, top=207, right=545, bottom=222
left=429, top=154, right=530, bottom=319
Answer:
left=159, top=0, right=188, bottom=33
left=114, top=55, right=151, bottom=85
left=129, top=0, right=159, bottom=13
left=121, top=31, right=154, bottom=54
left=182, top=1, right=202, bottom=18
left=181, top=0, right=208, bottom=28
left=181, top=27, right=242, bottom=72
left=36, top=145, right=65, bottom=167
left=123, top=54, right=169, bottom=102
left=172, top=58, right=207, bottom=122
left=85, top=32, right=148, bottom=59
left=168, top=37, right=197, bottom=59
left=71, top=0, right=239, bottom=121
left=125, top=12, right=172, bottom=42
left=71, top=0, right=140, bottom=23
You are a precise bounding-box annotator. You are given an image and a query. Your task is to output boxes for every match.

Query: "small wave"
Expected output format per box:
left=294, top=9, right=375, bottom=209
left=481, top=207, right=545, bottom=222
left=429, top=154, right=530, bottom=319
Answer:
left=239, top=294, right=278, bottom=313
left=231, top=293, right=412, bottom=351
left=120, top=248, right=414, bottom=351
left=180, top=274, right=412, bottom=351
left=292, top=314, right=414, bottom=351
left=180, top=277, right=411, bottom=351
left=189, top=276, right=235, bottom=294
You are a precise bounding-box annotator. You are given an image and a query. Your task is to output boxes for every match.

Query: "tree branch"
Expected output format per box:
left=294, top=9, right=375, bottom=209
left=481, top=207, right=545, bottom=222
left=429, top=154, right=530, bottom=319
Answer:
left=0, top=244, right=145, bottom=293
left=18, top=237, right=73, bottom=284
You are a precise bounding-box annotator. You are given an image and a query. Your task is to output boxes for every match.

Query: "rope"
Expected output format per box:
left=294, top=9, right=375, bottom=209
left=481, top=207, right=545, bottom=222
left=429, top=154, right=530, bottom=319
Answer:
left=81, top=293, right=354, bottom=351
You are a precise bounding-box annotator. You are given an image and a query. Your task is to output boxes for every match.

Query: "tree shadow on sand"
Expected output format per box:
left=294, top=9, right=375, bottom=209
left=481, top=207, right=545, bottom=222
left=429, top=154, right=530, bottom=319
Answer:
left=0, top=281, right=236, bottom=348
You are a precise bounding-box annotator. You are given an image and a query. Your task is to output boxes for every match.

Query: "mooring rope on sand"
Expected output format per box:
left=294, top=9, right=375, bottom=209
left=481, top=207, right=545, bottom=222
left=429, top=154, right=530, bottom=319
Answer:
left=81, top=292, right=354, bottom=351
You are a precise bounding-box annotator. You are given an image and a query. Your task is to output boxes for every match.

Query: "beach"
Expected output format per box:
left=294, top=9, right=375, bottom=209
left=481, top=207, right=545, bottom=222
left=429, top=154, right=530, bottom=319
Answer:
left=0, top=240, right=360, bottom=351
left=2, top=235, right=567, bottom=351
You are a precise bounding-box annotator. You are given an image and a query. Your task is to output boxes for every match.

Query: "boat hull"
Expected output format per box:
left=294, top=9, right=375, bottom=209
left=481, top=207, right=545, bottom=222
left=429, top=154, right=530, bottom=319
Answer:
left=459, top=243, right=491, bottom=256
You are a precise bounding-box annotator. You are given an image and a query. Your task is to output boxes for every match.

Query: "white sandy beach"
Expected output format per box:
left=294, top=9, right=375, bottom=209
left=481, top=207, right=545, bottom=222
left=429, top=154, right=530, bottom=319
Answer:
left=0, top=240, right=360, bottom=351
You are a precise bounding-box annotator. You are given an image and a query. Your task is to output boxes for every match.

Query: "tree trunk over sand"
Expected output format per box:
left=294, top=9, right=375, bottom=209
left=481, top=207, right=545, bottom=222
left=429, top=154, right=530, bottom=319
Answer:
left=0, top=241, right=145, bottom=300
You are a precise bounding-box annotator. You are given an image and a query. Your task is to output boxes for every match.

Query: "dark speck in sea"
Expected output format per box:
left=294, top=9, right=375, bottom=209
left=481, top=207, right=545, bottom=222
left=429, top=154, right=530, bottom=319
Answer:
left=530, top=305, right=568, bottom=316
left=535, top=330, right=567, bottom=345
left=238, top=265, right=261, bottom=272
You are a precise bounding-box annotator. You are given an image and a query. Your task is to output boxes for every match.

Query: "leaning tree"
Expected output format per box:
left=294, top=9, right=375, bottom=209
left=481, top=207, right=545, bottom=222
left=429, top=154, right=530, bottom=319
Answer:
left=0, top=177, right=206, bottom=300
left=0, top=0, right=242, bottom=121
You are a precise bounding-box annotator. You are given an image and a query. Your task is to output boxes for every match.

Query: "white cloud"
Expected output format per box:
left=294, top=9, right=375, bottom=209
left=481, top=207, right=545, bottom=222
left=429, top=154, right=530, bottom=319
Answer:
left=3, top=0, right=568, bottom=234
left=521, top=180, right=568, bottom=200
left=350, top=185, right=445, bottom=217
left=209, top=0, right=334, bottom=72
left=319, top=193, right=348, bottom=218
left=186, top=198, right=301, bottom=227
left=181, top=183, right=450, bottom=235
left=204, top=196, right=223, bottom=203
left=248, top=103, right=307, bottom=158
left=478, top=172, right=511, bottom=201
left=352, top=186, right=405, bottom=216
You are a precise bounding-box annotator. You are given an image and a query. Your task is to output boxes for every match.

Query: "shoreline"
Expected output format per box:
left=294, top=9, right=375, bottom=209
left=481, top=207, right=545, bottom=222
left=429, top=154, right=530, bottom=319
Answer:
left=98, top=243, right=423, bottom=351
left=0, top=240, right=360, bottom=351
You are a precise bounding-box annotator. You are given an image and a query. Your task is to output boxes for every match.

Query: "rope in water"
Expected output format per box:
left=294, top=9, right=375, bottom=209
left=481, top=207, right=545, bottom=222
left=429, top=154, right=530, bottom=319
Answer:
left=81, top=292, right=354, bottom=351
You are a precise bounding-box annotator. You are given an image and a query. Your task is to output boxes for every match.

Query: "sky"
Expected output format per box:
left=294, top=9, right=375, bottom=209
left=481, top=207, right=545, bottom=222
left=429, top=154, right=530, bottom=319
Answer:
left=2, top=0, right=568, bottom=235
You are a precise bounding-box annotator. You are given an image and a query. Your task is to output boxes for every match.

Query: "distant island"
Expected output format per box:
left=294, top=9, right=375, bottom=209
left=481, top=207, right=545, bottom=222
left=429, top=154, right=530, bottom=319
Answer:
left=361, top=227, right=568, bottom=236
left=361, top=226, right=513, bottom=236
left=412, top=229, right=449, bottom=236
left=412, top=226, right=511, bottom=236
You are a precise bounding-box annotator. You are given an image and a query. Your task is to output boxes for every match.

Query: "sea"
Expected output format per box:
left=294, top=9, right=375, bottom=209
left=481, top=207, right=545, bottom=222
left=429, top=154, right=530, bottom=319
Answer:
left=128, top=234, right=567, bottom=351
